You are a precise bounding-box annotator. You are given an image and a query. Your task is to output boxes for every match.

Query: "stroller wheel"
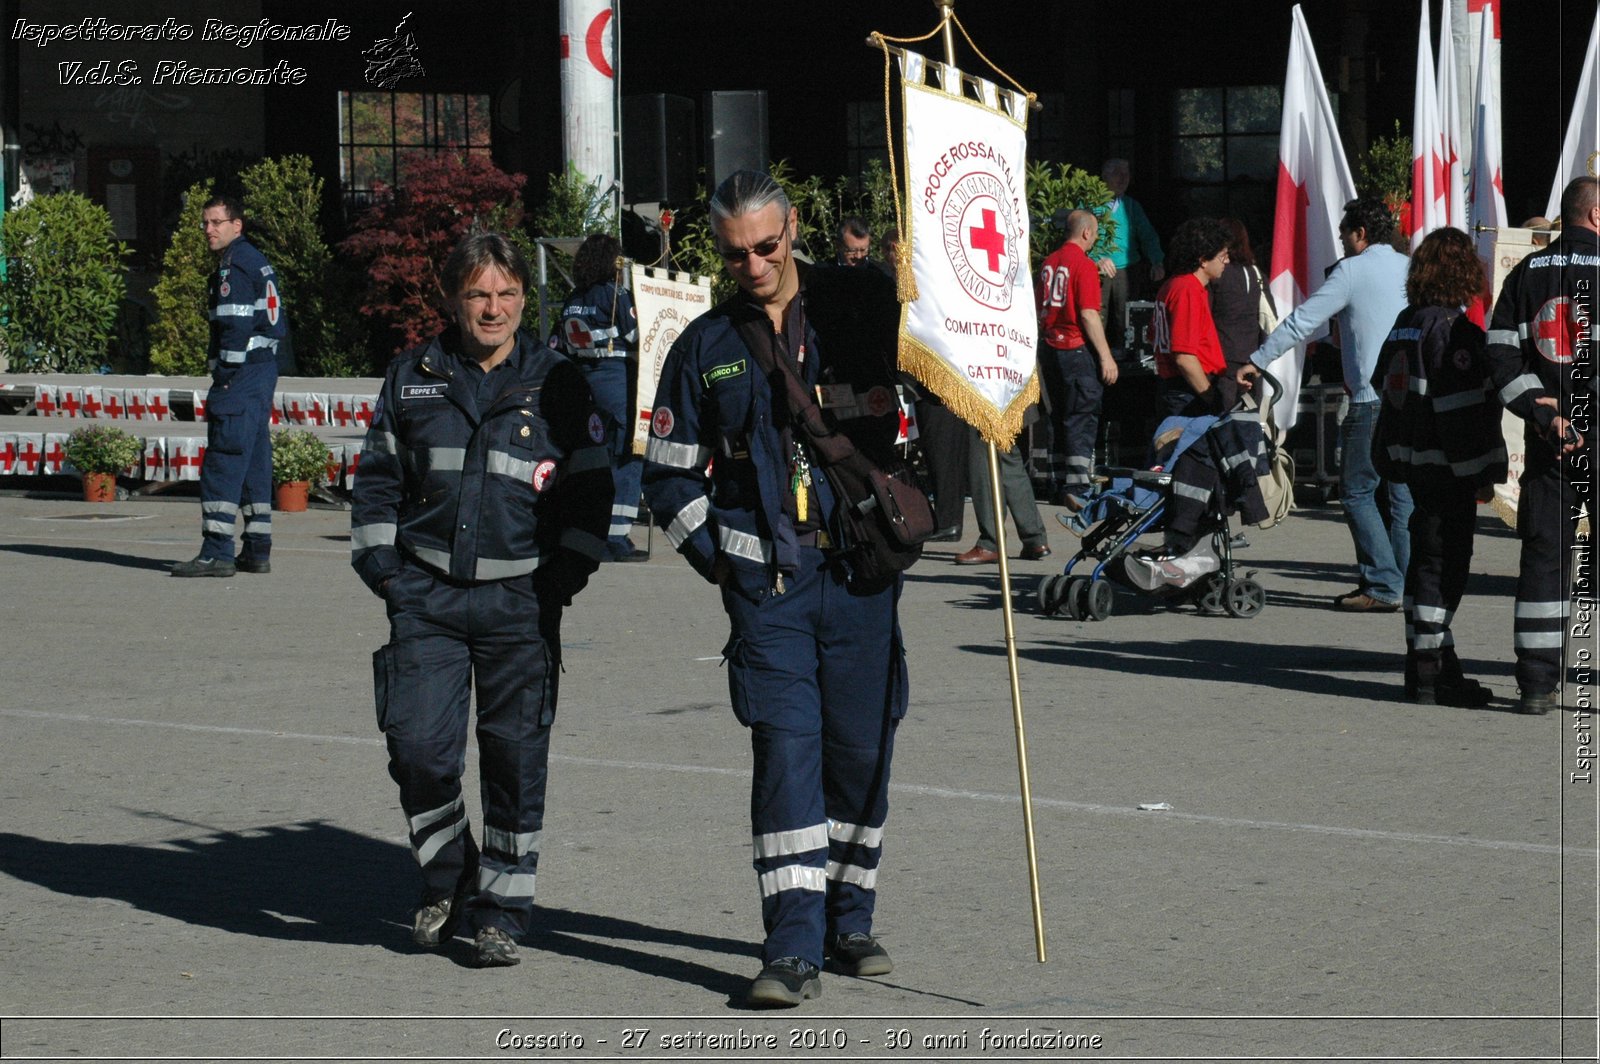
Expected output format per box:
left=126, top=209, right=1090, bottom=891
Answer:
left=1195, top=573, right=1228, bottom=616
left=1037, top=574, right=1066, bottom=616
left=1062, top=576, right=1089, bottom=620
left=1223, top=577, right=1266, bottom=619
left=1085, top=579, right=1115, bottom=621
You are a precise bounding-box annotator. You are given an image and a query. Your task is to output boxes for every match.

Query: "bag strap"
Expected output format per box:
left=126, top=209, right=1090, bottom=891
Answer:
left=732, top=313, right=861, bottom=470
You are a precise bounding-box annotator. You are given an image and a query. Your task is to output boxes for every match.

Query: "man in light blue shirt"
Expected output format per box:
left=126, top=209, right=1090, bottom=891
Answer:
left=1240, top=197, right=1412, bottom=611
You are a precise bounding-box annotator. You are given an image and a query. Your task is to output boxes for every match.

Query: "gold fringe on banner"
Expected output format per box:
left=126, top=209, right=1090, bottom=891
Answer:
left=899, top=332, right=1039, bottom=447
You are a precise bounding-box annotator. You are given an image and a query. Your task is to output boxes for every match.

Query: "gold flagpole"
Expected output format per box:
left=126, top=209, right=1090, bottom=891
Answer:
left=939, top=0, right=1047, bottom=964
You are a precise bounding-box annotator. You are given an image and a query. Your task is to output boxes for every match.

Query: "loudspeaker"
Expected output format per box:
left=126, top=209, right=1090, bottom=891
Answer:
left=704, top=90, right=769, bottom=193
left=622, top=94, right=695, bottom=204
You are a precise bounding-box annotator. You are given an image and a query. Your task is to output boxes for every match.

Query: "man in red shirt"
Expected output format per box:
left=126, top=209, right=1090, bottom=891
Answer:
left=1153, top=218, right=1231, bottom=417
left=1037, top=210, right=1118, bottom=504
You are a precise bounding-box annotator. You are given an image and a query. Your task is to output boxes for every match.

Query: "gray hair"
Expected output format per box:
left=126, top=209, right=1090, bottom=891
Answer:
left=440, top=231, right=531, bottom=299
left=709, top=169, right=791, bottom=225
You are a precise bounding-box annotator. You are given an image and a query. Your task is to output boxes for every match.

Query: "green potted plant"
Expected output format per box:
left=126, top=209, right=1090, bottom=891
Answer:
left=270, top=427, right=331, bottom=512
left=63, top=424, right=142, bottom=502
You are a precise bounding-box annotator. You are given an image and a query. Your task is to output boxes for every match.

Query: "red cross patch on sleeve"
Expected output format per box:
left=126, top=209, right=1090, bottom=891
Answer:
left=264, top=280, right=281, bottom=326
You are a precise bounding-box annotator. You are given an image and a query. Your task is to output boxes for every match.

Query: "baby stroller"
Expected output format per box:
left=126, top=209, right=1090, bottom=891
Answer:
left=1037, top=374, right=1283, bottom=622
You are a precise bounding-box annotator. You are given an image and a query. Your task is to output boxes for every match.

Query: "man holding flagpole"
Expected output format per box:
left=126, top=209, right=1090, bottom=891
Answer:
left=643, top=169, right=908, bottom=1007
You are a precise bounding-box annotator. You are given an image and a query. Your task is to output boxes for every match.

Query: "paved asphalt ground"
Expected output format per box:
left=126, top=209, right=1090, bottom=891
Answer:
left=0, top=487, right=1595, bottom=1063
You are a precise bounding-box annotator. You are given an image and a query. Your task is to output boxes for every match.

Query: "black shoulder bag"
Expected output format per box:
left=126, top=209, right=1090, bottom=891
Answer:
left=734, top=316, right=934, bottom=589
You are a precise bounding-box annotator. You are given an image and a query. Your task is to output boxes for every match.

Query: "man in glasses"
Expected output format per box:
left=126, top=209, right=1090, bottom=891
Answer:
left=643, top=170, right=909, bottom=1007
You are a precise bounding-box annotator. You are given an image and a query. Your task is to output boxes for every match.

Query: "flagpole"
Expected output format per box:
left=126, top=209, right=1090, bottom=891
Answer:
left=935, top=0, right=1047, bottom=965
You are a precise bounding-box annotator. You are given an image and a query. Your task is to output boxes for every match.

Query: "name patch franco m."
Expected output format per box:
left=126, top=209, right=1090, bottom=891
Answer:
left=400, top=384, right=447, bottom=401
left=702, top=359, right=746, bottom=388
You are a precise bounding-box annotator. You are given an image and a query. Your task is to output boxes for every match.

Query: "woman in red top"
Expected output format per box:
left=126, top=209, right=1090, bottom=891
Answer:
left=1153, top=218, right=1232, bottom=417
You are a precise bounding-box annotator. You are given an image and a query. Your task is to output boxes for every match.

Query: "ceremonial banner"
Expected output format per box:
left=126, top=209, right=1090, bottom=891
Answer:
left=627, top=263, right=712, bottom=456
left=898, top=51, right=1036, bottom=446
left=1267, top=6, right=1357, bottom=431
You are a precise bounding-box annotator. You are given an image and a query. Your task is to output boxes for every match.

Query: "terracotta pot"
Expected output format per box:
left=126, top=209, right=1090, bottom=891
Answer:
left=82, top=472, right=117, bottom=503
left=274, top=481, right=309, bottom=512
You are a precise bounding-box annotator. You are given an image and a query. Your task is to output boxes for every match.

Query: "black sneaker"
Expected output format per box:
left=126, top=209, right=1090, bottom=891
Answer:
left=828, top=931, right=893, bottom=976
left=236, top=556, right=271, bottom=574
left=171, top=556, right=235, bottom=578
left=1517, top=689, right=1559, bottom=715
left=472, top=926, right=521, bottom=967
left=411, top=894, right=465, bottom=948
left=747, top=956, right=821, bottom=1007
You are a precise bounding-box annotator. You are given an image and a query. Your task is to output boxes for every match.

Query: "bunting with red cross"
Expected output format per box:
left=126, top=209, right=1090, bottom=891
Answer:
left=895, top=49, right=1037, bottom=446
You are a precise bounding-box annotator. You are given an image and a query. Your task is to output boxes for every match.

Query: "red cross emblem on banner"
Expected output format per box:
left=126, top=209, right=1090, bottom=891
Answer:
left=264, top=280, right=281, bottom=325
left=34, top=390, right=57, bottom=416
left=1535, top=297, right=1582, bottom=365
left=354, top=401, right=373, bottom=427
left=81, top=392, right=104, bottom=418
left=57, top=391, right=83, bottom=418
left=332, top=400, right=353, bottom=427
left=104, top=394, right=125, bottom=419
left=44, top=441, right=66, bottom=471
left=144, top=447, right=163, bottom=477
left=17, top=439, right=41, bottom=473
left=270, top=405, right=283, bottom=425
left=127, top=394, right=148, bottom=420
left=194, top=396, right=208, bottom=421
left=285, top=398, right=308, bottom=423
left=565, top=317, right=593, bottom=350
left=147, top=393, right=170, bottom=420
left=347, top=451, right=362, bottom=483
left=969, top=209, right=1006, bottom=273
left=0, top=440, right=15, bottom=472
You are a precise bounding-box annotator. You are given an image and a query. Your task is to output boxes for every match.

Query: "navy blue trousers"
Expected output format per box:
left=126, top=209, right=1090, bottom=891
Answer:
left=199, top=361, right=276, bottom=562
left=1039, top=344, right=1103, bottom=493
left=374, top=562, right=560, bottom=937
left=720, top=551, right=907, bottom=967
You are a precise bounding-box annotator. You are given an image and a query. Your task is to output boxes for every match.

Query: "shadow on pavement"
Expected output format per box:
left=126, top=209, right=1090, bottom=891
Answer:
left=0, top=820, right=414, bottom=951
left=0, top=542, right=175, bottom=573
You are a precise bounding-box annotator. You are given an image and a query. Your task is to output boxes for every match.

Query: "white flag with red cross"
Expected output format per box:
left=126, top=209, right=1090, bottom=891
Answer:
left=0, top=433, right=16, bottom=475
left=55, top=385, right=84, bottom=419
left=14, top=432, right=43, bottom=475
left=171, top=437, right=205, bottom=481
left=1410, top=0, right=1446, bottom=248
left=42, top=431, right=69, bottom=474
left=192, top=390, right=209, bottom=422
left=31, top=384, right=57, bottom=417
left=897, top=49, right=1036, bottom=447
left=142, top=388, right=173, bottom=422
left=1467, top=0, right=1508, bottom=321
left=100, top=388, right=127, bottom=420
left=1437, top=0, right=1467, bottom=230
left=1545, top=8, right=1598, bottom=221
left=141, top=436, right=167, bottom=482
left=1266, top=5, right=1357, bottom=432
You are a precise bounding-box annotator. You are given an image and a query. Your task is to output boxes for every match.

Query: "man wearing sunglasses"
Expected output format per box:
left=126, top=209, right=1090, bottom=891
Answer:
left=643, top=170, right=909, bottom=1007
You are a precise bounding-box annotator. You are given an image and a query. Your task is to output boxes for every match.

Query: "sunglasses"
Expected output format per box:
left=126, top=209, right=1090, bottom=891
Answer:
left=718, top=232, right=786, bottom=262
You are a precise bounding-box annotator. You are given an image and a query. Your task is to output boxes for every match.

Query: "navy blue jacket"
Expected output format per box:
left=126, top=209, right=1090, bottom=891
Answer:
left=350, top=329, right=613, bottom=597
left=557, top=279, right=638, bottom=359
left=208, top=237, right=287, bottom=370
left=641, top=264, right=902, bottom=599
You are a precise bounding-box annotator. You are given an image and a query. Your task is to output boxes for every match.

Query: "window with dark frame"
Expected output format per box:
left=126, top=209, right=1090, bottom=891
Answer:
left=1170, top=85, right=1282, bottom=245
left=337, top=91, right=492, bottom=213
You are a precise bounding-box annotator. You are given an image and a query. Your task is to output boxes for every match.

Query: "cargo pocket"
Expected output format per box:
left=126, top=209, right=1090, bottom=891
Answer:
left=722, top=633, right=756, bottom=727
left=372, top=645, right=395, bottom=732
left=888, top=636, right=910, bottom=721
left=536, top=639, right=558, bottom=727
left=208, top=412, right=247, bottom=456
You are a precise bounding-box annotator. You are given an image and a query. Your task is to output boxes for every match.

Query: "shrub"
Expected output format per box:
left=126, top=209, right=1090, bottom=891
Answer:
left=0, top=192, right=128, bottom=372
left=148, top=180, right=214, bottom=376
left=270, top=427, right=332, bottom=485
left=340, top=151, right=528, bottom=360
left=1027, top=161, right=1117, bottom=265
left=64, top=424, right=142, bottom=474
left=242, top=155, right=365, bottom=377
left=1359, top=120, right=1412, bottom=232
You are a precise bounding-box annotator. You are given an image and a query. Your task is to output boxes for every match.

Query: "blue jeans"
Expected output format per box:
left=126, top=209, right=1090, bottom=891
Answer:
left=1339, top=400, right=1412, bottom=602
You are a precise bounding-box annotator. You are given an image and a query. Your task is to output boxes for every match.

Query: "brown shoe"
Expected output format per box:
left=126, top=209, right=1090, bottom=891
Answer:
left=954, top=545, right=1000, bottom=565
left=1019, top=543, right=1052, bottom=561
left=1333, top=589, right=1400, bottom=612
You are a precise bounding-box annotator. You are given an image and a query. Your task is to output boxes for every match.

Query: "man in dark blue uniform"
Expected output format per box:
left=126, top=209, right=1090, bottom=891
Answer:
left=555, top=233, right=646, bottom=561
left=172, top=196, right=286, bottom=577
left=1486, top=176, right=1598, bottom=714
left=643, top=170, right=910, bottom=1007
left=351, top=232, right=612, bottom=966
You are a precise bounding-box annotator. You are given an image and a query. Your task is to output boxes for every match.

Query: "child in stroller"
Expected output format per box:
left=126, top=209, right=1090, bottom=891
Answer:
left=1038, top=378, right=1279, bottom=621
